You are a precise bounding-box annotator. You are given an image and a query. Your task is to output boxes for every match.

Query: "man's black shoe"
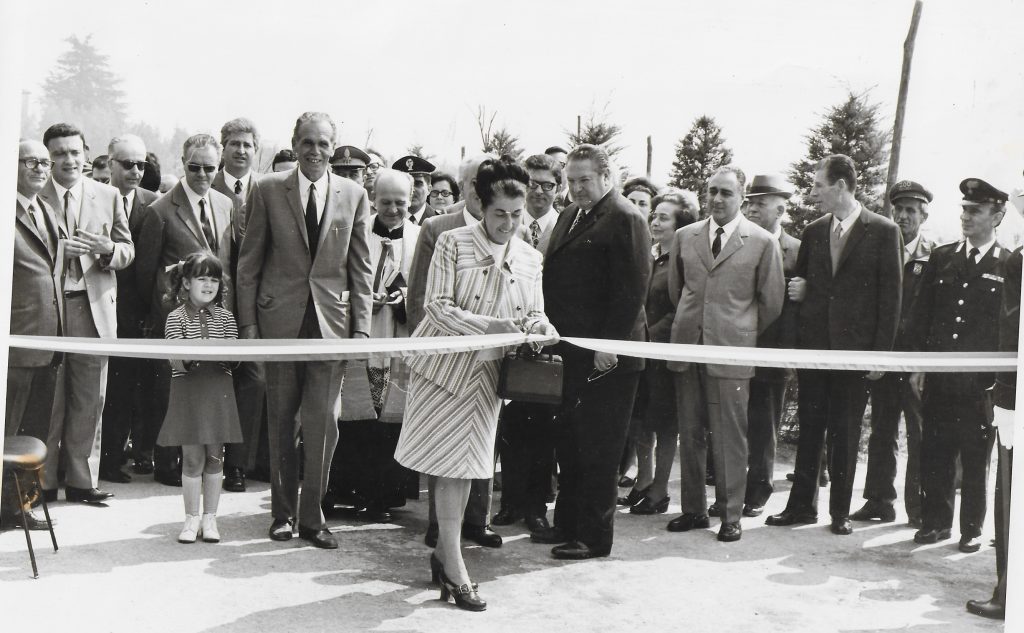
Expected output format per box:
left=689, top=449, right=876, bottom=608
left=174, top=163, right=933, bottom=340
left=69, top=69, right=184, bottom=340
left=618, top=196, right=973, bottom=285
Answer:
left=65, top=486, right=114, bottom=504
left=551, top=540, right=609, bottom=560
left=223, top=467, right=246, bottom=492
left=666, top=513, right=710, bottom=532
left=765, top=510, right=817, bottom=526
left=462, top=525, right=502, bottom=548
left=718, top=521, right=742, bottom=542
left=850, top=501, right=896, bottom=522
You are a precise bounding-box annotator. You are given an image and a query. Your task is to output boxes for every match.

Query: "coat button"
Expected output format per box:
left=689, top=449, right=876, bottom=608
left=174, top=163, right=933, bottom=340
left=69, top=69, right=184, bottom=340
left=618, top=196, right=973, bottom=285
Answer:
left=510, top=279, right=515, bottom=284
left=483, top=270, right=488, bottom=275
left=958, top=299, right=964, bottom=305
left=963, top=282, right=969, bottom=288
left=474, top=295, right=480, bottom=300
left=955, top=317, right=962, bottom=322
left=953, top=333, right=959, bottom=340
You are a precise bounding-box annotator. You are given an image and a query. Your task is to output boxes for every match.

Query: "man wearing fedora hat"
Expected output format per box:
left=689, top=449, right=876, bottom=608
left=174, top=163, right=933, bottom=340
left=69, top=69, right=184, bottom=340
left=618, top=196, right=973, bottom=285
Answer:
left=392, top=155, right=437, bottom=225
left=909, top=178, right=1010, bottom=554
left=740, top=173, right=801, bottom=517
left=852, top=180, right=935, bottom=527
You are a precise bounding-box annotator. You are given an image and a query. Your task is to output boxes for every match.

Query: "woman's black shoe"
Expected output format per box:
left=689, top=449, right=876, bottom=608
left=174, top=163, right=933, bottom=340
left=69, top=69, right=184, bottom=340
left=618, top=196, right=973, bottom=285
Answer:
left=630, top=495, right=669, bottom=515
left=617, top=486, right=648, bottom=507
left=438, top=567, right=486, bottom=611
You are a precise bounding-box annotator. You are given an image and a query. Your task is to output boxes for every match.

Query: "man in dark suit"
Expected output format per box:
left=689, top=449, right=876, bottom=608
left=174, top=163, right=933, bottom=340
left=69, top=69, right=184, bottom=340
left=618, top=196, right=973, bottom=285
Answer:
left=909, top=178, right=1009, bottom=553
left=853, top=180, right=935, bottom=526
left=393, top=155, right=437, bottom=225
left=136, top=134, right=238, bottom=489
left=533, top=144, right=651, bottom=559
left=99, top=134, right=159, bottom=483
left=739, top=174, right=800, bottom=517
left=967, top=230, right=1019, bottom=621
left=211, top=117, right=266, bottom=493
left=236, top=112, right=374, bottom=550
left=493, top=153, right=562, bottom=533
left=664, top=167, right=784, bottom=542
left=767, top=154, right=902, bottom=535
left=405, top=153, right=504, bottom=549
left=38, top=123, right=134, bottom=505
left=2, top=140, right=65, bottom=530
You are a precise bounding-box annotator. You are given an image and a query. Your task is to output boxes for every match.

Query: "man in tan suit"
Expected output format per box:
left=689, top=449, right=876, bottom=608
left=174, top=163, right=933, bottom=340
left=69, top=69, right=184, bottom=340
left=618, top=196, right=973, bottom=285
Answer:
left=665, top=166, right=784, bottom=542
left=37, top=123, right=134, bottom=505
left=237, top=112, right=373, bottom=549
left=3, top=140, right=65, bottom=529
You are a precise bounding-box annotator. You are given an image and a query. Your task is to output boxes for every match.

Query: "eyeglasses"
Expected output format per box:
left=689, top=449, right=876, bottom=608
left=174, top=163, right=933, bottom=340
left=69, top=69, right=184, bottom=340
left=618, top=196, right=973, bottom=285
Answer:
left=19, top=158, right=53, bottom=170
left=429, top=190, right=453, bottom=199
left=528, top=180, right=557, bottom=192
left=116, top=159, right=147, bottom=171
left=186, top=163, right=217, bottom=174
left=366, top=163, right=382, bottom=172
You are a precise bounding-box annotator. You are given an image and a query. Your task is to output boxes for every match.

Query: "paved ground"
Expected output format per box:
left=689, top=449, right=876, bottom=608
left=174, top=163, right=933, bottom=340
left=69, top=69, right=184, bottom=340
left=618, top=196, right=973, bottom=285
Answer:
left=0, top=450, right=1005, bottom=633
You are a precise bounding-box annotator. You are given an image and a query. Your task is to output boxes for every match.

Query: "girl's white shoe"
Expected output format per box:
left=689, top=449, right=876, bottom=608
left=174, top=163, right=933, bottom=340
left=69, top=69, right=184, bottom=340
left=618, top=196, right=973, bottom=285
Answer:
left=178, top=514, right=201, bottom=543
left=201, top=513, right=220, bottom=543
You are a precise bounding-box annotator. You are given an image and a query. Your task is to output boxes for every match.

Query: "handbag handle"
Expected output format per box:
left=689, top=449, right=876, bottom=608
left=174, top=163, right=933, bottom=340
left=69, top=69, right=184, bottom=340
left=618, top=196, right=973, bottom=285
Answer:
left=515, top=318, right=546, bottom=359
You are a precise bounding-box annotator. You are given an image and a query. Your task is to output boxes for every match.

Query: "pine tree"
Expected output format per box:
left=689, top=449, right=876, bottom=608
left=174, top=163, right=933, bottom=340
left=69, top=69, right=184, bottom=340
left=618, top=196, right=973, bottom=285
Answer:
left=38, top=35, right=127, bottom=155
left=668, top=115, right=733, bottom=206
left=566, top=106, right=624, bottom=159
left=787, top=91, right=891, bottom=235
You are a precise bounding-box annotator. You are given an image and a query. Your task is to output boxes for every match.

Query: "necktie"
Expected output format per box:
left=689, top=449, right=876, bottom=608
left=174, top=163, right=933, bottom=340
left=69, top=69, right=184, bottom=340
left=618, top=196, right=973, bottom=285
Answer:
left=234, top=180, right=243, bottom=196
left=830, top=223, right=844, bottom=272
left=123, top=195, right=130, bottom=220
left=199, top=199, right=217, bottom=250
left=530, top=220, right=541, bottom=248
left=967, top=247, right=980, bottom=273
left=712, top=227, right=724, bottom=258
left=64, top=190, right=82, bottom=283
left=305, top=183, right=320, bottom=258
left=409, top=213, right=418, bottom=226
left=569, top=209, right=585, bottom=233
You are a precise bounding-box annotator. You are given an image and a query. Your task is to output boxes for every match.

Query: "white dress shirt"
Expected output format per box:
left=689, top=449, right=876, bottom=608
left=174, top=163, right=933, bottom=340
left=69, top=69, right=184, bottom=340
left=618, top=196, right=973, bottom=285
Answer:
left=223, top=170, right=252, bottom=199
left=182, top=180, right=217, bottom=238
left=297, top=169, right=328, bottom=223
left=830, top=204, right=862, bottom=236
left=709, top=212, right=742, bottom=251
left=120, top=189, right=137, bottom=220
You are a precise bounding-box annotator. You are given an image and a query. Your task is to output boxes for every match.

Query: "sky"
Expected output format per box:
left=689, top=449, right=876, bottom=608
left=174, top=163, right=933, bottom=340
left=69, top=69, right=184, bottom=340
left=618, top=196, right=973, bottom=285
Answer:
left=1, top=0, right=1023, bottom=240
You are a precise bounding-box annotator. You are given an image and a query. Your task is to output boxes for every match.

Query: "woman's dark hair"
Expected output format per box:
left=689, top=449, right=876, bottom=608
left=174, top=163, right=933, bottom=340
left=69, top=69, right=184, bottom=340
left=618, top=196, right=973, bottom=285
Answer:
left=431, top=171, right=461, bottom=203
left=623, top=176, right=659, bottom=199
left=164, top=251, right=227, bottom=306
left=474, top=155, right=529, bottom=208
left=140, top=151, right=162, bottom=192
left=652, top=188, right=700, bottom=229
left=271, top=148, right=297, bottom=169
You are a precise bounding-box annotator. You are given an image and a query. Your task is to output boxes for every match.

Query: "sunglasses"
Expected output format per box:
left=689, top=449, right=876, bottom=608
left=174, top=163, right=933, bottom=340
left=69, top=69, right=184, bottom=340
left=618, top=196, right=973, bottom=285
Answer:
left=117, top=159, right=148, bottom=171
left=186, top=163, right=217, bottom=174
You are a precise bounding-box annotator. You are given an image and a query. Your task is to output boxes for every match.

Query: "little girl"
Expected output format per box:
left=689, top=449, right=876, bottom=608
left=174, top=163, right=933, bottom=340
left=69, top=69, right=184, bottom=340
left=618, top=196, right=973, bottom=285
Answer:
left=156, top=252, right=242, bottom=544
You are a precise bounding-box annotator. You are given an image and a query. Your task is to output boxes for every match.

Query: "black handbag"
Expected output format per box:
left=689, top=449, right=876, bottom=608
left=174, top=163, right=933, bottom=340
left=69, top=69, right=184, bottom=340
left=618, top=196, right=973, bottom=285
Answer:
left=497, top=331, right=563, bottom=405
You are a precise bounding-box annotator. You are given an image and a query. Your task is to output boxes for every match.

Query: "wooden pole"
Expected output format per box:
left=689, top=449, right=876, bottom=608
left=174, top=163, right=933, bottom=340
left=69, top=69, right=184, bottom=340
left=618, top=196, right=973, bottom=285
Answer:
left=577, top=115, right=581, bottom=139
left=646, top=135, right=653, bottom=179
left=882, top=0, right=924, bottom=219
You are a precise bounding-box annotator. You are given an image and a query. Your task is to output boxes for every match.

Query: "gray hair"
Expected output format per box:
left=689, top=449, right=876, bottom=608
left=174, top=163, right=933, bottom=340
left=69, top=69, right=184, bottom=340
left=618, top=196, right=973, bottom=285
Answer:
left=458, top=153, right=497, bottom=190
left=710, top=165, right=747, bottom=193
left=567, top=144, right=612, bottom=177
left=182, top=134, right=222, bottom=160
left=291, top=112, right=337, bottom=145
left=108, top=133, right=146, bottom=157
left=220, top=117, right=260, bottom=148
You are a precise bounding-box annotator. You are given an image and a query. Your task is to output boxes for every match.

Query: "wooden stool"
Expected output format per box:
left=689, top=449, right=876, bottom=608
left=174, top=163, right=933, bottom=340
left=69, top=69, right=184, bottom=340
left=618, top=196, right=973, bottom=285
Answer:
left=3, top=436, right=58, bottom=578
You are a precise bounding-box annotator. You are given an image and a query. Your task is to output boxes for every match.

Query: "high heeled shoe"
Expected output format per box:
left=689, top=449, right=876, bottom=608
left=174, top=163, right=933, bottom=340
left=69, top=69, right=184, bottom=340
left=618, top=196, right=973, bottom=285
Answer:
left=630, top=495, right=670, bottom=515
left=438, top=567, right=486, bottom=611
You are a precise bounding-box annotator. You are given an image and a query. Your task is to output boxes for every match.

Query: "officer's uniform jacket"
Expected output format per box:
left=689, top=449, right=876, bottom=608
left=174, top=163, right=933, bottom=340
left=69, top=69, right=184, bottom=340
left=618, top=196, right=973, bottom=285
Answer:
left=910, top=239, right=1010, bottom=393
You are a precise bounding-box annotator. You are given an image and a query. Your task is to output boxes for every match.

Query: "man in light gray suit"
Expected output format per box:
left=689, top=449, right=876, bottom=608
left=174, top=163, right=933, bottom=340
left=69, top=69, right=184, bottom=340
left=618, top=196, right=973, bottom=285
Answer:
left=665, top=166, right=785, bottom=542
left=38, top=123, right=134, bottom=505
left=492, top=153, right=561, bottom=531
left=406, top=153, right=504, bottom=549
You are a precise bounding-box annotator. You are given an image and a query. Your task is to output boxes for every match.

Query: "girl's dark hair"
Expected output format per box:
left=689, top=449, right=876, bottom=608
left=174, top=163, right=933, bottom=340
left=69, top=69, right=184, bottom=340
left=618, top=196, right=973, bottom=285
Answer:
left=164, top=251, right=226, bottom=306
left=474, top=155, right=529, bottom=208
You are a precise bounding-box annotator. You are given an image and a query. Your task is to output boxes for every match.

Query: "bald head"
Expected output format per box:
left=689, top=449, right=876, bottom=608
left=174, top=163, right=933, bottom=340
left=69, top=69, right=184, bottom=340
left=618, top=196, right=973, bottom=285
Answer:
left=374, top=168, right=413, bottom=229
left=18, top=140, right=51, bottom=197
left=373, top=168, right=413, bottom=200
left=459, top=153, right=496, bottom=218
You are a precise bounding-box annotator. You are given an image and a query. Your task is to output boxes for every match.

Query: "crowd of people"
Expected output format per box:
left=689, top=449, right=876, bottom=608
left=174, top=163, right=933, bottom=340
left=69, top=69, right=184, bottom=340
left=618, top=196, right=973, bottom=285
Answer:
left=4, top=112, right=1016, bottom=618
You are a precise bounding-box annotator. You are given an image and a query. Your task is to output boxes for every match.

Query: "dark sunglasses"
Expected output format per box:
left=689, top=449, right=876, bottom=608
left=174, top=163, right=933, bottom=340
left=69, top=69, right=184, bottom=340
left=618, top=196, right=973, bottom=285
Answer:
left=117, top=159, right=147, bottom=171
left=186, top=163, right=217, bottom=174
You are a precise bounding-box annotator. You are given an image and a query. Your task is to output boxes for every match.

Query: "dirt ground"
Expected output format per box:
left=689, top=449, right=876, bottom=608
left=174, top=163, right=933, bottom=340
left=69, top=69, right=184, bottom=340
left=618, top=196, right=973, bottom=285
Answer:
left=0, top=448, right=1005, bottom=633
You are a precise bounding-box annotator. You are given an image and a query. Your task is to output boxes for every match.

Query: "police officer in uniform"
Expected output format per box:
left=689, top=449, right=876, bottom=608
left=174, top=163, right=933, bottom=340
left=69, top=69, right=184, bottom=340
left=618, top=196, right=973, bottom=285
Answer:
left=910, top=178, right=1009, bottom=553
left=853, top=180, right=935, bottom=526
left=331, top=145, right=372, bottom=186
left=391, top=155, right=437, bottom=225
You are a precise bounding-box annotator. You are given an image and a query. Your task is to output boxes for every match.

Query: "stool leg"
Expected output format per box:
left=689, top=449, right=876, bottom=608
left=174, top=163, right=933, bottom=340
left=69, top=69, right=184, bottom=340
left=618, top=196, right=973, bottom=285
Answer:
left=12, top=473, right=39, bottom=578
left=34, top=471, right=57, bottom=552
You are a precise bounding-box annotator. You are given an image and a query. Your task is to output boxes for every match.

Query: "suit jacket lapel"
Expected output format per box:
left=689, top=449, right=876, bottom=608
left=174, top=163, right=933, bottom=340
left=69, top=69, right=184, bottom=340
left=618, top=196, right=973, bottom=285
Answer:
left=551, top=193, right=610, bottom=253
left=171, top=184, right=205, bottom=246
left=835, top=209, right=867, bottom=274
left=313, top=173, right=339, bottom=258
left=284, top=170, right=310, bottom=251
left=16, top=202, right=52, bottom=260
left=129, top=189, right=147, bottom=234
left=693, top=220, right=714, bottom=271
left=39, top=180, right=69, bottom=237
